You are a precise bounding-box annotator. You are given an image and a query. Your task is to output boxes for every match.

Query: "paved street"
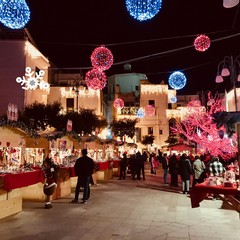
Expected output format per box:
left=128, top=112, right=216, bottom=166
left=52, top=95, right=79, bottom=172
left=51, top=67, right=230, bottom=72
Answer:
left=0, top=173, right=240, bottom=240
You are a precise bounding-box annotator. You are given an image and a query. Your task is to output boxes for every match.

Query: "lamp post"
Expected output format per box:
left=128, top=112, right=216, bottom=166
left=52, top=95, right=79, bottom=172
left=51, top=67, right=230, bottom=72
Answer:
left=215, top=55, right=240, bottom=112
left=70, top=74, right=84, bottom=112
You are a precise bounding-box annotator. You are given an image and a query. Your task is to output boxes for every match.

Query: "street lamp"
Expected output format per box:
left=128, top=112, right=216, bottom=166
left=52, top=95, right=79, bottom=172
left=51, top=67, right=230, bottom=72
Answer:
left=223, top=0, right=239, bottom=8
left=215, top=55, right=240, bottom=111
left=69, top=74, right=85, bottom=112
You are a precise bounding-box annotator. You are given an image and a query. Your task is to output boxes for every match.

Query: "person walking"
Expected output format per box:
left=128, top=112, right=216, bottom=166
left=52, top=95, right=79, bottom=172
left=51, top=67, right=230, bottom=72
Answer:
left=42, top=157, right=58, bottom=209
left=118, top=153, right=127, bottom=180
left=162, top=153, right=168, bottom=184
left=192, top=155, right=206, bottom=186
left=178, top=153, right=193, bottom=194
left=72, top=148, right=95, bottom=204
left=168, top=153, right=179, bottom=187
left=151, top=153, right=159, bottom=174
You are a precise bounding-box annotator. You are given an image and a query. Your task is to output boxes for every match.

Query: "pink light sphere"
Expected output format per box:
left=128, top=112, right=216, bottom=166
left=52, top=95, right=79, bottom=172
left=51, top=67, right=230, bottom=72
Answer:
left=145, top=105, right=155, bottom=116
left=194, top=34, right=211, bottom=52
left=85, top=68, right=107, bottom=90
left=90, top=46, right=114, bottom=71
left=113, top=98, right=124, bottom=109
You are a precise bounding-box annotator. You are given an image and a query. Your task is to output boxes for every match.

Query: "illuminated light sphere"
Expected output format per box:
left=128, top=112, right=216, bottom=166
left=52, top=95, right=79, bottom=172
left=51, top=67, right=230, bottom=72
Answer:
left=126, top=0, right=162, bottom=21
left=194, top=34, right=211, bottom=52
left=85, top=68, right=107, bottom=90
left=90, top=46, right=114, bottom=71
left=137, top=107, right=145, bottom=118
left=0, top=0, right=31, bottom=29
left=170, top=96, right=177, bottom=103
left=145, top=105, right=155, bottom=116
left=168, top=71, right=187, bottom=90
left=113, top=98, right=124, bottom=109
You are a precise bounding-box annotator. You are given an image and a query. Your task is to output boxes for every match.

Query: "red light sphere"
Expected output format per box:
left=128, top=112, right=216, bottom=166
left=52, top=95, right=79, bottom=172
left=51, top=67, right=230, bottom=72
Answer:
left=113, top=98, right=124, bottom=109
left=85, top=68, right=107, bottom=90
left=145, top=105, right=155, bottom=116
left=194, top=34, right=211, bottom=52
left=90, top=46, right=114, bottom=71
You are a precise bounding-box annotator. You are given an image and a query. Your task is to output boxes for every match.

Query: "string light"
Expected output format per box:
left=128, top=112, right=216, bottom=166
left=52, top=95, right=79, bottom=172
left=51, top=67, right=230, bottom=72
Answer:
left=85, top=68, right=107, bottom=90
left=125, top=0, right=162, bottom=21
left=168, top=71, right=187, bottom=90
left=90, top=46, right=114, bottom=71
left=194, top=34, right=211, bottom=52
left=113, top=98, right=124, bottom=109
left=0, top=0, right=30, bottom=29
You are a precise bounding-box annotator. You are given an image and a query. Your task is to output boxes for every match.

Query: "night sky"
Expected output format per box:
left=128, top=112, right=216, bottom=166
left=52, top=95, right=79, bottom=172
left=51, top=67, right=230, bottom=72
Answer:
left=24, top=0, right=240, bottom=94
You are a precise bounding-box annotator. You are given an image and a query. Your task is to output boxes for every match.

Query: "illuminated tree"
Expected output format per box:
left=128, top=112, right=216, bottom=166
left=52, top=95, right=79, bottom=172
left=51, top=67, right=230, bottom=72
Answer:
left=172, top=99, right=237, bottom=160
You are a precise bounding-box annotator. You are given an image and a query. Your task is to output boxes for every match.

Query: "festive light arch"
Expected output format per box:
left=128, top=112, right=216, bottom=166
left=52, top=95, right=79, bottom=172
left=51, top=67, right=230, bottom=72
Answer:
left=194, top=34, right=211, bottom=52
left=90, top=46, right=114, bottom=71
left=125, top=0, right=162, bottom=21
left=85, top=68, right=107, bottom=90
left=168, top=71, right=187, bottom=90
left=113, top=98, right=124, bottom=109
left=0, top=0, right=31, bottom=29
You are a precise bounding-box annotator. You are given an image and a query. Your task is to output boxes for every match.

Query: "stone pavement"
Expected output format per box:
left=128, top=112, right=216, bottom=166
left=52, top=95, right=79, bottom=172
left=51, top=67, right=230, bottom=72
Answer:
left=0, top=173, right=240, bottom=240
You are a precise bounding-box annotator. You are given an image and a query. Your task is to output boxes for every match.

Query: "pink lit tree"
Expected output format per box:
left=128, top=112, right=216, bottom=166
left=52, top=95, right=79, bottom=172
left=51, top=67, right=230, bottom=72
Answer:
left=172, top=99, right=237, bottom=160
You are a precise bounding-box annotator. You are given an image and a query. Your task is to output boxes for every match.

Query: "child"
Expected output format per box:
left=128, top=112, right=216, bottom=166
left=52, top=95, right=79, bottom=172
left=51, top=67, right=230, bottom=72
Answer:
left=42, top=157, right=58, bottom=209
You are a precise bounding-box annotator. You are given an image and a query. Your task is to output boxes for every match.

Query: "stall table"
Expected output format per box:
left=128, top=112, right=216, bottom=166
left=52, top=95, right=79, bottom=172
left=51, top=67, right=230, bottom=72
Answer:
left=190, top=181, right=240, bottom=216
left=0, top=169, right=44, bottom=219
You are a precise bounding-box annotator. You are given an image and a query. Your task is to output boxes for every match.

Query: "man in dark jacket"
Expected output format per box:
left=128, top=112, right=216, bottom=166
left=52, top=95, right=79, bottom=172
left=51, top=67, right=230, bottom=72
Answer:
left=72, top=148, right=95, bottom=204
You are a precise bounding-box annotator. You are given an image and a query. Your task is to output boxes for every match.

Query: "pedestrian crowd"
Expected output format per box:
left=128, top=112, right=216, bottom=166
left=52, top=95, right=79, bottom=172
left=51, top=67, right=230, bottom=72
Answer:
left=42, top=148, right=229, bottom=209
left=117, top=150, right=228, bottom=195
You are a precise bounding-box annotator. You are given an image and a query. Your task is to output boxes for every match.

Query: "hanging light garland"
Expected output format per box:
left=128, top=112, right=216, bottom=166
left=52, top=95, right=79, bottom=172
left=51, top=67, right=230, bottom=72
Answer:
left=168, top=71, right=187, bottom=90
left=136, top=107, right=145, bottom=118
left=90, top=46, right=114, bottom=71
left=145, top=105, right=155, bottom=116
left=113, top=98, right=124, bottom=109
left=85, top=68, right=107, bottom=90
left=0, top=0, right=30, bottom=29
left=125, top=0, right=163, bottom=21
left=194, top=34, right=211, bottom=52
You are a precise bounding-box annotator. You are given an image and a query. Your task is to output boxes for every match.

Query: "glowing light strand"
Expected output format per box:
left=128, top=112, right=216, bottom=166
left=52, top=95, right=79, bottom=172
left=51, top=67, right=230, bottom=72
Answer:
left=0, top=0, right=31, bottom=29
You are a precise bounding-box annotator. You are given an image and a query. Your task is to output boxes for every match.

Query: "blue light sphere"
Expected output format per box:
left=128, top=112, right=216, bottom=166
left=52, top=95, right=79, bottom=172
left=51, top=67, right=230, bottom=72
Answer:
left=126, top=0, right=162, bottom=21
left=0, top=0, right=31, bottom=29
left=168, top=71, right=187, bottom=90
left=170, top=96, right=177, bottom=103
left=137, top=107, right=145, bottom=118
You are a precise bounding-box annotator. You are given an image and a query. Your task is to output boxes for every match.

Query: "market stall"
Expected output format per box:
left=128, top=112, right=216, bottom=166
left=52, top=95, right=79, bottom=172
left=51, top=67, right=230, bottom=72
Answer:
left=190, top=181, right=239, bottom=208
left=0, top=126, right=26, bottom=166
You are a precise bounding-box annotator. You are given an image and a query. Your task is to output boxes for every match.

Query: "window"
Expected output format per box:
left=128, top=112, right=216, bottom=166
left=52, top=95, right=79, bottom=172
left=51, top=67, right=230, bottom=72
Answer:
left=149, top=100, right=155, bottom=106
left=135, top=128, right=141, bottom=142
left=148, top=127, right=153, bottom=135
left=159, top=130, right=163, bottom=135
left=135, top=85, right=139, bottom=91
left=66, top=98, right=74, bottom=112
